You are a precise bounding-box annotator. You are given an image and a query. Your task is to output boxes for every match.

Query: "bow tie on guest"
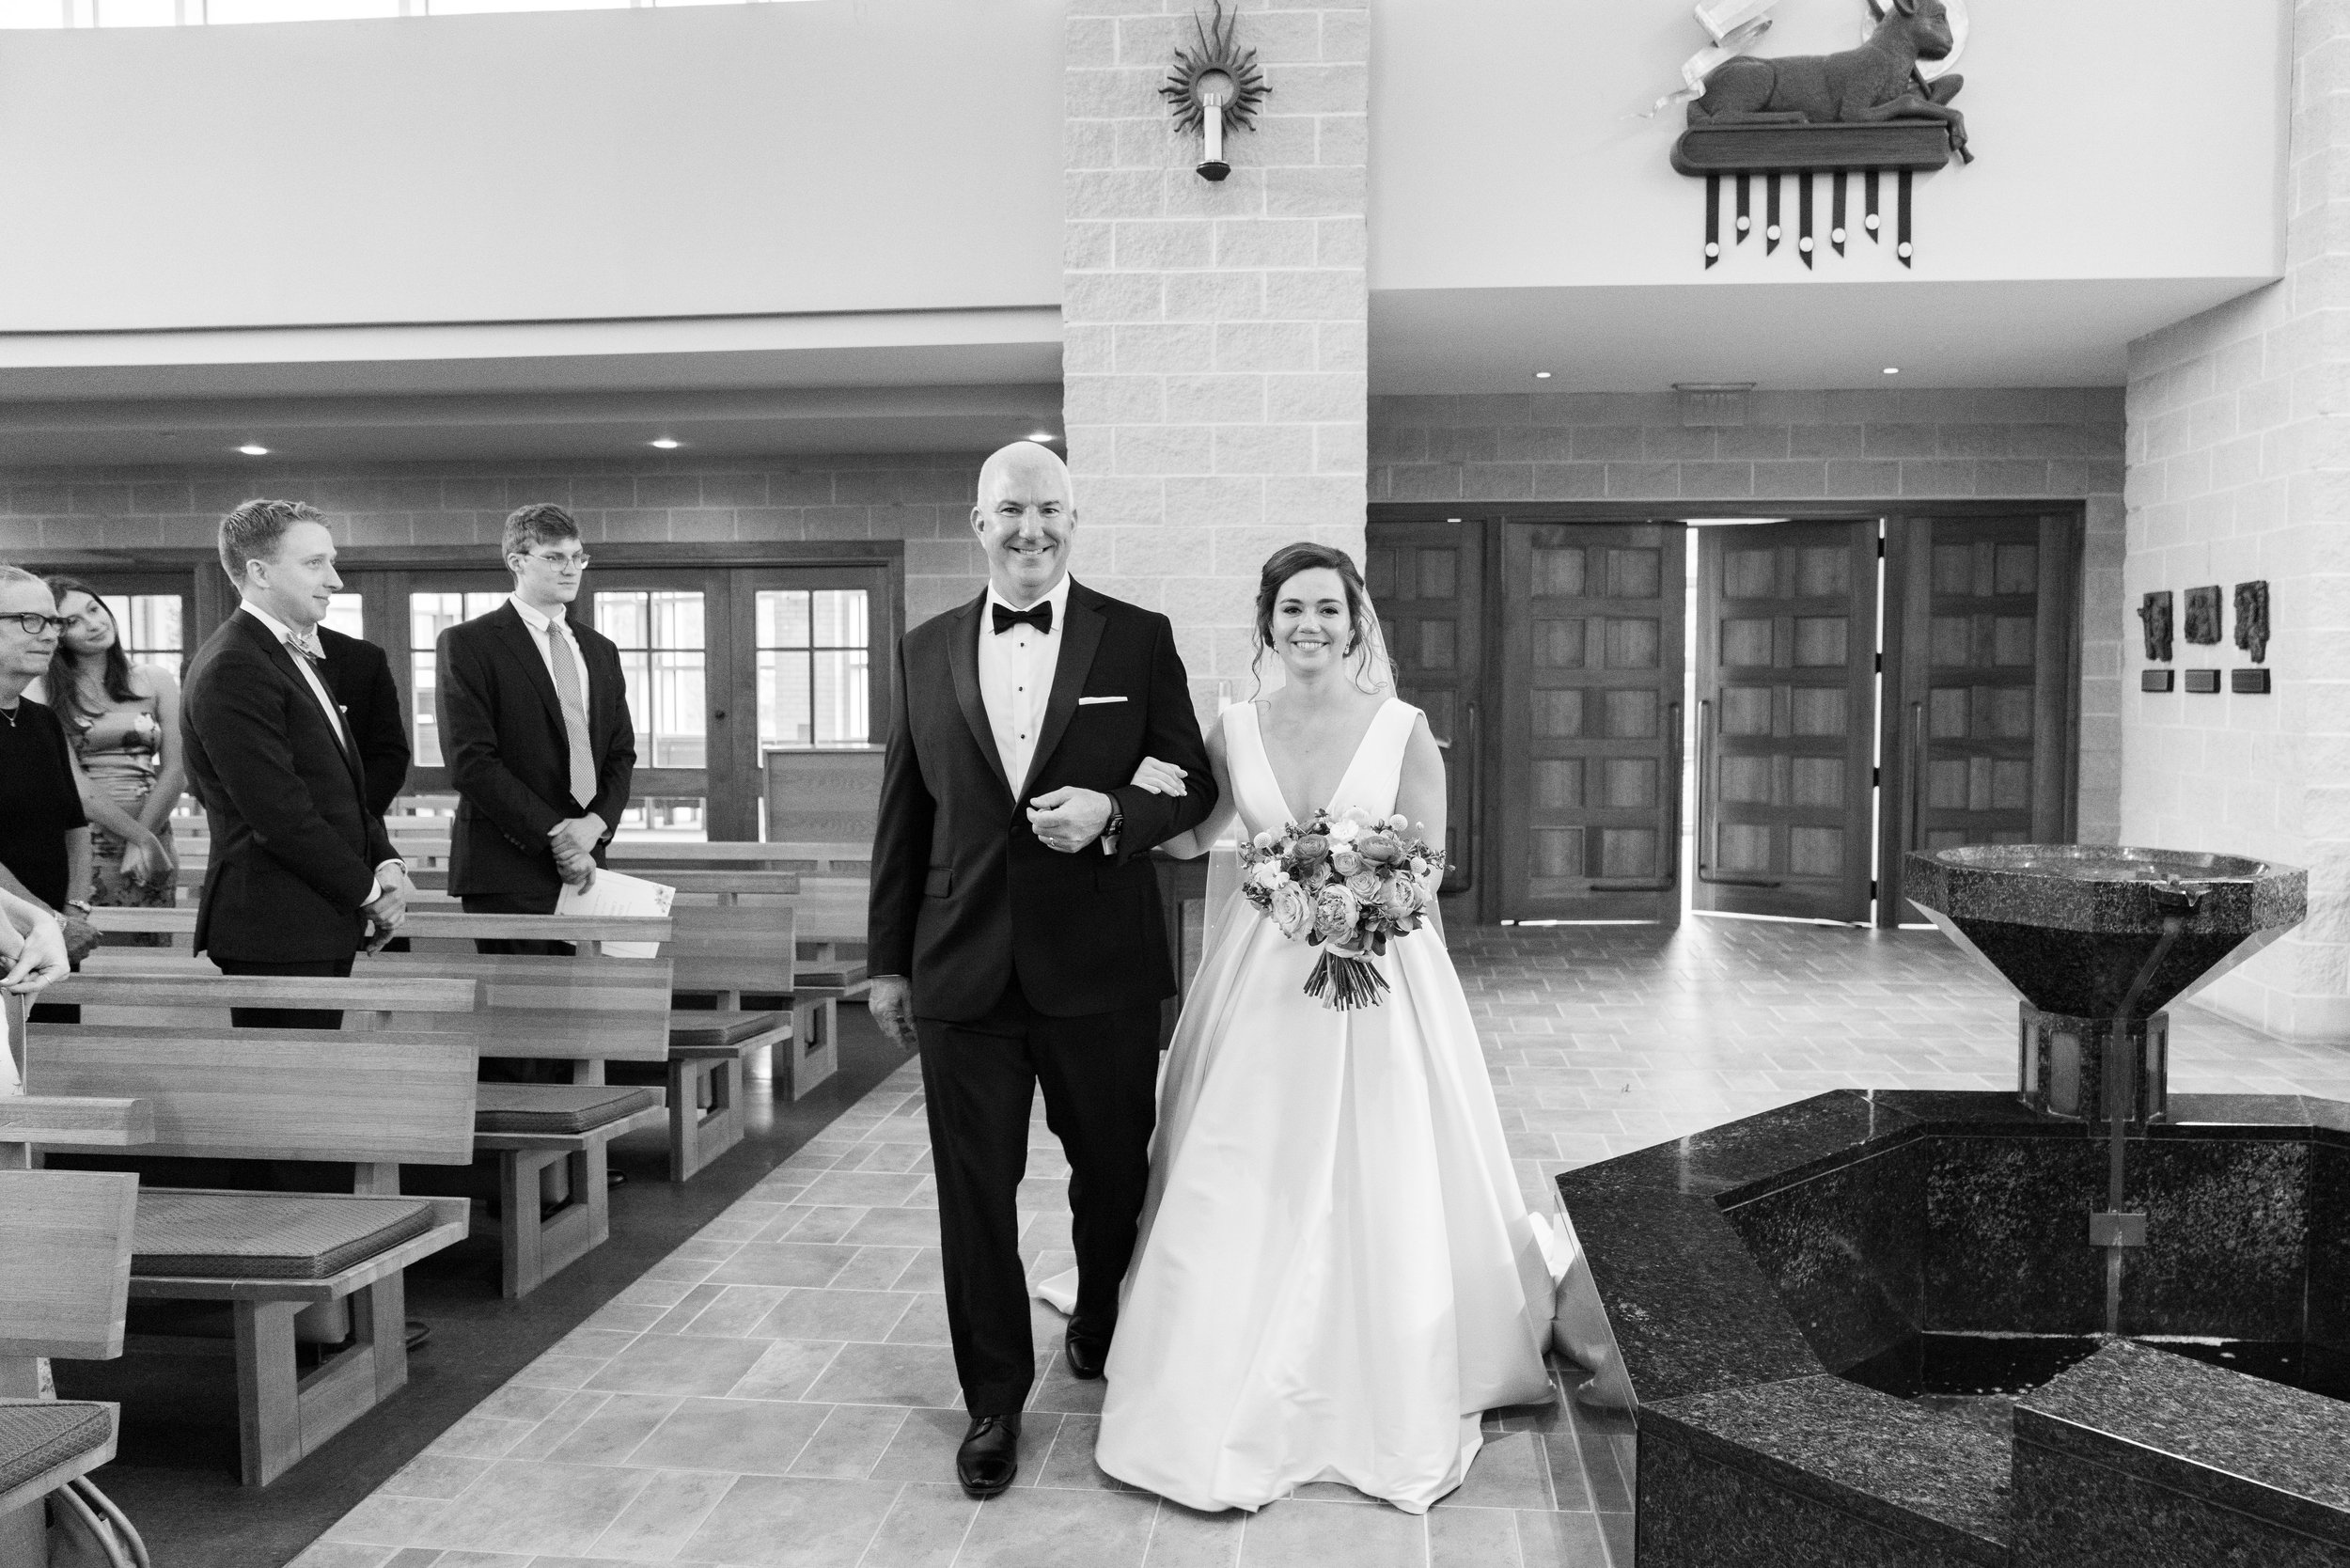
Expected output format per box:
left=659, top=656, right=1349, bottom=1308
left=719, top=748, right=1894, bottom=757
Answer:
left=992, top=602, right=1053, bottom=636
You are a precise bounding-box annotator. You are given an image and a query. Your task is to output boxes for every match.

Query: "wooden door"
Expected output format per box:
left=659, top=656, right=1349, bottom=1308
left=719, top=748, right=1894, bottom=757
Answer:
left=1496, top=523, right=1686, bottom=923
left=1694, top=521, right=1878, bottom=923
left=1366, top=523, right=1483, bottom=902
left=1878, top=513, right=2080, bottom=924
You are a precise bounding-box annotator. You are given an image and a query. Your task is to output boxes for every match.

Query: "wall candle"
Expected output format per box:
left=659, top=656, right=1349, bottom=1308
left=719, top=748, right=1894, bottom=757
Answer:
left=1202, top=91, right=1225, bottom=165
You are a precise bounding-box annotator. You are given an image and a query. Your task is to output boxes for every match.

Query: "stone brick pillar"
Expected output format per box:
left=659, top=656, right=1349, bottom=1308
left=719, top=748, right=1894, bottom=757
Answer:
left=1063, top=0, right=1369, bottom=713
left=2119, top=0, right=2350, bottom=1041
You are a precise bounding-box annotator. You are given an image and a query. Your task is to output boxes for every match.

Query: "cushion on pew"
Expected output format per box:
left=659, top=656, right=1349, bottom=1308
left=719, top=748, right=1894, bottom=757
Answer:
left=133, top=1192, right=437, bottom=1280
left=473, top=1084, right=661, bottom=1135
left=0, top=1401, right=112, bottom=1497
left=792, top=964, right=867, bottom=992
left=666, top=1010, right=788, bottom=1049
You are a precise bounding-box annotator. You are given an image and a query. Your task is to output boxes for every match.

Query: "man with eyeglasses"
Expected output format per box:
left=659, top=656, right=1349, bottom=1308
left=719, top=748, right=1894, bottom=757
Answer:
left=435, top=503, right=634, bottom=962
left=0, top=564, right=101, bottom=999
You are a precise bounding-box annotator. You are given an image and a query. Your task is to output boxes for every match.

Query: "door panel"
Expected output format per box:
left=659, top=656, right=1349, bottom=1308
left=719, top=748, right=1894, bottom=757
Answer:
left=1367, top=523, right=1483, bottom=902
left=1695, top=521, right=1877, bottom=922
left=1497, top=523, right=1685, bottom=923
left=1879, top=514, right=2079, bottom=924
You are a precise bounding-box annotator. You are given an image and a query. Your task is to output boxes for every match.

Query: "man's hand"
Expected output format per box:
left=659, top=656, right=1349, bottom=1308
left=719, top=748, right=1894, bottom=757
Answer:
left=551, top=816, right=603, bottom=863
left=867, top=976, right=919, bottom=1052
left=60, top=914, right=100, bottom=967
left=362, top=883, right=407, bottom=953
left=1026, top=787, right=1114, bottom=854
left=553, top=836, right=598, bottom=891
left=0, top=911, right=70, bottom=994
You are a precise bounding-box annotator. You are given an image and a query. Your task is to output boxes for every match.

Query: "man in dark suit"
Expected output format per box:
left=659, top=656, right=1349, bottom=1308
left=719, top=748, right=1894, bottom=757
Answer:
left=868, top=442, right=1217, bottom=1497
left=182, top=501, right=409, bottom=1028
left=434, top=504, right=634, bottom=950
left=317, top=624, right=410, bottom=818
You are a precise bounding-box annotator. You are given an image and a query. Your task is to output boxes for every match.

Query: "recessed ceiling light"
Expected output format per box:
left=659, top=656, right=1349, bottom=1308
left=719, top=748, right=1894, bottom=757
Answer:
left=238, top=444, right=269, bottom=456
left=1027, top=431, right=1056, bottom=443
left=1883, top=367, right=1900, bottom=376
left=650, top=438, right=680, bottom=450
left=1533, top=370, right=1553, bottom=380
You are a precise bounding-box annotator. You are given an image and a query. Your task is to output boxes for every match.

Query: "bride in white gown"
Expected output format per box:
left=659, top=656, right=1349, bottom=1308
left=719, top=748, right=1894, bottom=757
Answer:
left=1043, top=543, right=1557, bottom=1514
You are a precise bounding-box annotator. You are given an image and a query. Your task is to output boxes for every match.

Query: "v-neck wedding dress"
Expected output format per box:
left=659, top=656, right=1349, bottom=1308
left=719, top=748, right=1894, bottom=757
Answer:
left=1086, top=698, right=1555, bottom=1513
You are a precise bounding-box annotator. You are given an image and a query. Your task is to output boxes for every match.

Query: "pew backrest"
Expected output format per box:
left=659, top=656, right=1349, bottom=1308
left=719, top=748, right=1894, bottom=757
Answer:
left=358, top=951, right=674, bottom=1063
left=0, top=1169, right=140, bottom=1358
left=25, top=1030, right=478, bottom=1166
left=667, top=902, right=793, bottom=996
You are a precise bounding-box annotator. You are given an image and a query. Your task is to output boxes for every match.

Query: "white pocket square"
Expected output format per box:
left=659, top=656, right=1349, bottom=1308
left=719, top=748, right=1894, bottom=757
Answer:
left=1077, top=696, right=1128, bottom=705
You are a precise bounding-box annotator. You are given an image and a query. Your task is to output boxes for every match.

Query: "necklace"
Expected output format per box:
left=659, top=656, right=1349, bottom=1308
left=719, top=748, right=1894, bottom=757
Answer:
left=0, top=702, right=17, bottom=729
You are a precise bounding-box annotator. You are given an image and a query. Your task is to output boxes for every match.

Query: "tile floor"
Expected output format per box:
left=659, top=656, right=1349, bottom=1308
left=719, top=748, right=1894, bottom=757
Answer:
left=290, top=918, right=2345, bottom=1568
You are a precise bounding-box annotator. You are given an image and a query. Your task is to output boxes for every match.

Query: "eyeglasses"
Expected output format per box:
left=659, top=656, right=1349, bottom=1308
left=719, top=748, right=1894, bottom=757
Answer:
left=4, top=613, right=67, bottom=636
left=520, top=552, right=590, bottom=572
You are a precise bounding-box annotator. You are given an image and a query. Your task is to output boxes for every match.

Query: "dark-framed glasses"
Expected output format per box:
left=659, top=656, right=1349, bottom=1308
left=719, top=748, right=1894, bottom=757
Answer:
left=4, top=612, right=67, bottom=636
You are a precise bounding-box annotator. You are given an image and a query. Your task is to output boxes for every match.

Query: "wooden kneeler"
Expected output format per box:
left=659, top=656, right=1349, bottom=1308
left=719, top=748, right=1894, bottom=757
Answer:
left=24, top=1029, right=477, bottom=1487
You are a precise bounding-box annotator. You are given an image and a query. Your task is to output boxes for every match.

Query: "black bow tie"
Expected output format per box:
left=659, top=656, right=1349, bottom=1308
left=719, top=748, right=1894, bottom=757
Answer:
left=992, top=602, right=1052, bottom=636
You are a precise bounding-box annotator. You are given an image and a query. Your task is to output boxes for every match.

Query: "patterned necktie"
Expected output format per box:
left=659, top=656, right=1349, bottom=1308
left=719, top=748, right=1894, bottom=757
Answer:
left=544, top=623, right=598, bottom=809
left=288, top=632, right=324, bottom=664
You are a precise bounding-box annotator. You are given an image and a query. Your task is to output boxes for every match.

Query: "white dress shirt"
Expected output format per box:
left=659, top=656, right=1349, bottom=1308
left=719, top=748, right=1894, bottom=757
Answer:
left=978, top=572, right=1071, bottom=793
left=238, top=602, right=400, bottom=900
left=509, top=594, right=593, bottom=704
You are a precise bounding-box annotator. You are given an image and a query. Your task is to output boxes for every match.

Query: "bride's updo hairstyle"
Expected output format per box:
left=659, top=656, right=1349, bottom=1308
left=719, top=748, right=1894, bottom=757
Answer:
left=1250, top=542, right=1392, bottom=696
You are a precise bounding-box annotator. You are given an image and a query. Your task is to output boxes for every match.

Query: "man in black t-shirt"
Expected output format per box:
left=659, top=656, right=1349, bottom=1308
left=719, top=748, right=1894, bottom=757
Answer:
left=0, top=566, right=98, bottom=1010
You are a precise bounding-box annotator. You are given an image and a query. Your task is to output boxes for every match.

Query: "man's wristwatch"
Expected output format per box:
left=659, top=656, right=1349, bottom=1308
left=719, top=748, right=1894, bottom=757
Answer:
left=1101, top=803, right=1124, bottom=856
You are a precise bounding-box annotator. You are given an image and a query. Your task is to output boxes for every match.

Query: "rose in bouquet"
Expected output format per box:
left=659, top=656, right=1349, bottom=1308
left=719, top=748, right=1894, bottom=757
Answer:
left=1235, top=806, right=1446, bottom=1010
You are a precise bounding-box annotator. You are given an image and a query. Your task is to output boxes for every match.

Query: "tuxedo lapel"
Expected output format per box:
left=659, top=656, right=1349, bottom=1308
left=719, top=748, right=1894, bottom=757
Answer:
left=945, top=593, right=1012, bottom=801
left=240, top=611, right=365, bottom=791
left=493, top=602, right=567, bottom=736
left=1020, top=581, right=1104, bottom=800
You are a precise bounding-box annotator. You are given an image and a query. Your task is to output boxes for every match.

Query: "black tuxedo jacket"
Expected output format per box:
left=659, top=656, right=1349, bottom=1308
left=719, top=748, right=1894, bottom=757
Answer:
left=317, top=625, right=411, bottom=818
left=435, top=601, right=634, bottom=902
left=869, top=578, right=1217, bottom=1021
left=181, top=608, right=399, bottom=964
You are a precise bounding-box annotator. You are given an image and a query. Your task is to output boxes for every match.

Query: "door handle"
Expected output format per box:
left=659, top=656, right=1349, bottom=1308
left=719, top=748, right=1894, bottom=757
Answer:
left=1663, top=698, right=1683, bottom=886
left=1446, top=698, right=1479, bottom=899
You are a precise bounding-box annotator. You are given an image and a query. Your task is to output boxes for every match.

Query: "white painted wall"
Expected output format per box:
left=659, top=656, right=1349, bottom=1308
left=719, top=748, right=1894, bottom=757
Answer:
left=0, top=0, right=1065, bottom=332
left=1369, top=0, right=2289, bottom=291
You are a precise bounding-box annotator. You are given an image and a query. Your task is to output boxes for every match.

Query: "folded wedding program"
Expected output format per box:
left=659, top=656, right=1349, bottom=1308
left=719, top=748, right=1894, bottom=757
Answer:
left=555, top=869, right=677, bottom=958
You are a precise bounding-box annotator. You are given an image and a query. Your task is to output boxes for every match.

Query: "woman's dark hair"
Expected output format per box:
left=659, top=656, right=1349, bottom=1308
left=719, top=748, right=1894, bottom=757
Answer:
left=1251, top=542, right=1391, bottom=695
left=43, top=576, right=141, bottom=723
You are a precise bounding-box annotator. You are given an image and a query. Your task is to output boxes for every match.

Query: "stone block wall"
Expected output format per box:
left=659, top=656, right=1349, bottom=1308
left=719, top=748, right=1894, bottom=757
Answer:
left=1063, top=0, right=1369, bottom=712
left=1368, top=387, right=2129, bottom=846
left=0, top=452, right=990, bottom=625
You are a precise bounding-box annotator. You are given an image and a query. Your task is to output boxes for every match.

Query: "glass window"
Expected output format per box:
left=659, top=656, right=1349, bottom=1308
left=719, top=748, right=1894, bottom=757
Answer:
left=615, top=796, right=706, bottom=839
left=202, top=0, right=397, bottom=20
left=322, top=593, right=365, bottom=640
left=118, top=594, right=184, bottom=679
left=595, top=589, right=706, bottom=769
left=756, top=588, right=870, bottom=752
left=408, top=590, right=505, bottom=768
left=94, top=0, right=174, bottom=24
left=0, top=0, right=70, bottom=27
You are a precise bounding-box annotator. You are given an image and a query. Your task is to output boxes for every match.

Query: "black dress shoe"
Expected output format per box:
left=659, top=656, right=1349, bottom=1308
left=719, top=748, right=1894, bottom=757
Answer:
left=956, top=1414, right=1021, bottom=1497
left=404, top=1320, right=431, bottom=1351
left=1064, top=1323, right=1111, bottom=1381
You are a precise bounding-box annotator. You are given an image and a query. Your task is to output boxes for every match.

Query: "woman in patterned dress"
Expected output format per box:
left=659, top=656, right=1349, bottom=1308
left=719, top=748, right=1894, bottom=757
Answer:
left=43, top=578, right=180, bottom=914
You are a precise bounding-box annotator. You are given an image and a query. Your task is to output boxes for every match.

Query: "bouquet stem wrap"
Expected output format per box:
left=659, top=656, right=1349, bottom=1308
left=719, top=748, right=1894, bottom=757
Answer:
left=1304, top=948, right=1389, bottom=1011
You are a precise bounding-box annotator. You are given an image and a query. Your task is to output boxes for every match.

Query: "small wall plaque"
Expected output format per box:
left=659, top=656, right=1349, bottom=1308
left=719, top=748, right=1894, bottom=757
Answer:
left=2140, top=669, right=2175, bottom=692
left=2137, top=591, right=2173, bottom=662
left=2184, top=587, right=2222, bottom=645
left=2185, top=669, right=2221, bottom=694
left=2233, top=581, right=2269, bottom=663
left=2231, top=668, right=2271, bottom=695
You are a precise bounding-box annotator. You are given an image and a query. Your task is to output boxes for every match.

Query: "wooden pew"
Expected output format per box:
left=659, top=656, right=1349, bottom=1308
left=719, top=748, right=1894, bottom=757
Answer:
left=72, top=953, right=670, bottom=1300
left=88, top=907, right=669, bottom=950
left=22, top=1031, right=475, bottom=1487
left=666, top=901, right=847, bottom=1108
left=0, top=1167, right=141, bottom=1565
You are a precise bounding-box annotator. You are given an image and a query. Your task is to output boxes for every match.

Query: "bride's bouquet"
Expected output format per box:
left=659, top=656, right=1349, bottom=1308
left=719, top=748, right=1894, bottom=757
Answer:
left=1238, top=807, right=1446, bottom=1011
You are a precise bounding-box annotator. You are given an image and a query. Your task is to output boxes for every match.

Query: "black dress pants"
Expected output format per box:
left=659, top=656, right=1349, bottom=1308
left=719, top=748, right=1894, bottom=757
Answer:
left=213, top=954, right=354, bottom=1030
left=916, top=972, right=1160, bottom=1418
left=463, top=890, right=574, bottom=1083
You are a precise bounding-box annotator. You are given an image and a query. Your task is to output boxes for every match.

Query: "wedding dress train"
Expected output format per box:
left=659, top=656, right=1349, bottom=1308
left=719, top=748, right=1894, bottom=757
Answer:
left=1047, top=698, right=1556, bottom=1513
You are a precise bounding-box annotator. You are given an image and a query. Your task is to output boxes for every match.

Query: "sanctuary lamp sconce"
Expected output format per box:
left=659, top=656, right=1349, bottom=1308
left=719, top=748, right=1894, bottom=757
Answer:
left=1163, top=2, right=1268, bottom=182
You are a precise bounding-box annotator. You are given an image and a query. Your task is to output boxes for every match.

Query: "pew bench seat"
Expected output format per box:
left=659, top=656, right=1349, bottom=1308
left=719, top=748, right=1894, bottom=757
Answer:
left=0, top=1401, right=117, bottom=1516
left=133, top=1191, right=442, bottom=1281
left=660, top=1010, right=791, bottom=1180
left=468, top=1085, right=665, bottom=1299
